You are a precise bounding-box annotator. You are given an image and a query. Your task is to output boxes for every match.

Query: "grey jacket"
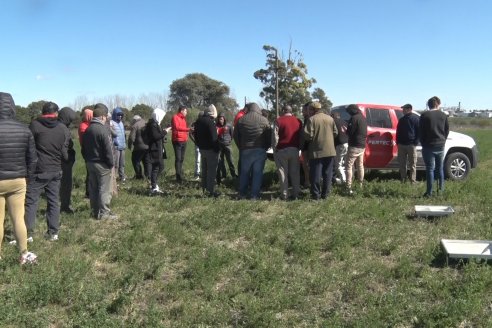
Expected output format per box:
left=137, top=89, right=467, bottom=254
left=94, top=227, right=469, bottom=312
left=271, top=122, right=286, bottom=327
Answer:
left=233, top=103, right=271, bottom=150
left=128, top=118, right=149, bottom=151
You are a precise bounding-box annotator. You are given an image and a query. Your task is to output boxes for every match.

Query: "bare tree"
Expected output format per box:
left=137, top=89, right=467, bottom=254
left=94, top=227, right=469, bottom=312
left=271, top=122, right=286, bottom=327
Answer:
left=69, top=91, right=168, bottom=113
left=69, top=95, right=89, bottom=111
left=138, top=91, right=168, bottom=110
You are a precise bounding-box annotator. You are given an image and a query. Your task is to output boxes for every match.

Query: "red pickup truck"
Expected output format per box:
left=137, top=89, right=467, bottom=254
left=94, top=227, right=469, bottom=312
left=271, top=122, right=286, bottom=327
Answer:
left=331, top=104, right=478, bottom=181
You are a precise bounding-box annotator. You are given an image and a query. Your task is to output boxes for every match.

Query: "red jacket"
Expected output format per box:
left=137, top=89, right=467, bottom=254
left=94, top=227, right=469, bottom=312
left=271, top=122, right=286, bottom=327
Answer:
left=78, top=121, right=90, bottom=145
left=171, top=112, right=189, bottom=142
left=234, top=109, right=246, bottom=126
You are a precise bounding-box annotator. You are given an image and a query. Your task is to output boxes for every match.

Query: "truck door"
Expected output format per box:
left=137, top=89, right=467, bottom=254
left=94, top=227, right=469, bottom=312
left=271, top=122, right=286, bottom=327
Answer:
left=364, top=107, right=397, bottom=168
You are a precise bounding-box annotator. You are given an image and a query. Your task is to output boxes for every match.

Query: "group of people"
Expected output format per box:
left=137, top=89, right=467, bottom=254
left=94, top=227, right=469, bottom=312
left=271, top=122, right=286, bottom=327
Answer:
left=397, top=96, right=449, bottom=197
left=272, top=101, right=367, bottom=200
left=0, top=89, right=449, bottom=264
left=0, top=92, right=74, bottom=264
left=216, top=96, right=448, bottom=201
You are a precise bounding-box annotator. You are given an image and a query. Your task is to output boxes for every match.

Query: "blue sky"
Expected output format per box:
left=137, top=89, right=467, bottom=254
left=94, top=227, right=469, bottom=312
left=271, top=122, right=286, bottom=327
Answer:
left=1, top=0, right=491, bottom=111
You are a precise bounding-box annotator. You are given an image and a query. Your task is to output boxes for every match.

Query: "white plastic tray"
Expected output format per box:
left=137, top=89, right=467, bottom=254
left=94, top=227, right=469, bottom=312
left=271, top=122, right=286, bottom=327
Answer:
left=414, top=205, right=454, bottom=217
left=441, top=239, right=492, bottom=260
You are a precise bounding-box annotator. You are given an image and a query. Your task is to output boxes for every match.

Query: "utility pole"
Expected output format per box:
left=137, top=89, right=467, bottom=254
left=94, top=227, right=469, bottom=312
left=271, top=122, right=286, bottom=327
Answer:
left=274, top=47, right=279, bottom=118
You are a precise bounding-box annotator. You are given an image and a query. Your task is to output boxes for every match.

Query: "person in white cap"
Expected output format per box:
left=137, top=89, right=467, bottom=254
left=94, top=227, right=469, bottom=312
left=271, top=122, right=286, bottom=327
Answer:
left=193, top=104, right=221, bottom=197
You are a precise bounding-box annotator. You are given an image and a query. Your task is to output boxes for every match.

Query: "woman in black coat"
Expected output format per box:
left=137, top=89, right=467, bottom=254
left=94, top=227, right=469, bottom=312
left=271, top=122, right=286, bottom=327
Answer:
left=145, top=108, right=170, bottom=194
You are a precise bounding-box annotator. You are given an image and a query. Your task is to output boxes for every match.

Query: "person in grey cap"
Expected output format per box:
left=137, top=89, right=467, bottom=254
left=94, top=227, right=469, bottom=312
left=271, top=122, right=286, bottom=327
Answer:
left=82, top=103, right=118, bottom=220
left=303, top=101, right=338, bottom=200
left=194, top=104, right=220, bottom=197
left=396, top=103, right=420, bottom=183
left=128, top=115, right=149, bottom=180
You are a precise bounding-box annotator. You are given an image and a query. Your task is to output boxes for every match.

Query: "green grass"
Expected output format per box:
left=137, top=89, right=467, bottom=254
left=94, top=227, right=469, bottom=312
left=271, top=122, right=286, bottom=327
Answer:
left=1, top=129, right=492, bottom=327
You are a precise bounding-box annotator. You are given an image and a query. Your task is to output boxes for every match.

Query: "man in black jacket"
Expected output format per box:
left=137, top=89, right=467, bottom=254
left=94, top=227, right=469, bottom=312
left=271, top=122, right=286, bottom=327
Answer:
left=25, top=101, right=70, bottom=241
left=233, top=102, right=271, bottom=199
left=82, top=103, right=118, bottom=220
left=396, top=104, right=420, bottom=183
left=194, top=104, right=220, bottom=197
left=345, top=104, right=367, bottom=195
left=0, top=92, right=38, bottom=264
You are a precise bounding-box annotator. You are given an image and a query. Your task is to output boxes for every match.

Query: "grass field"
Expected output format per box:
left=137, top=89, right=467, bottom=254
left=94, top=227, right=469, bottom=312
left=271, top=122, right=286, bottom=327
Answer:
left=1, top=128, right=491, bottom=327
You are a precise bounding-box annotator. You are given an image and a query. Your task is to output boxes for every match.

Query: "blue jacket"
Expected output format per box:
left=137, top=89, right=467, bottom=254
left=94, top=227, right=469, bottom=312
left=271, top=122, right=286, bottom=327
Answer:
left=111, top=107, right=126, bottom=150
left=396, top=113, right=420, bottom=146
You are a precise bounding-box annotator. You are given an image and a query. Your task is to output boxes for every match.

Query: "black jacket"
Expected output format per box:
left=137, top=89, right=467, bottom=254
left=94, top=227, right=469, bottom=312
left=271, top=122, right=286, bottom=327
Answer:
left=0, top=92, right=37, bottom=180
left=82, top=119, right=114, bottom=167
left=29, top=116, right=70, bottom=174
left=347, top=108, right=367, bottom=148
left=194, top=115, right=219, bottom=152
left=58, top=107, right=77, bottom=163
left=396, top=112, right=420, bottom=146
left=333, top=117, right=348, bottom=146
left=145, top=118, right=167, bottom=163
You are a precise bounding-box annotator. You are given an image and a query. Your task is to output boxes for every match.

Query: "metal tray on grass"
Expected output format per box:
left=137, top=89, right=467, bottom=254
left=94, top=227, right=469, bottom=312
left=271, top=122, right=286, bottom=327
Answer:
left=441, top=239, right=492, bottom=261
left=414, top=205, right=454, bottom=217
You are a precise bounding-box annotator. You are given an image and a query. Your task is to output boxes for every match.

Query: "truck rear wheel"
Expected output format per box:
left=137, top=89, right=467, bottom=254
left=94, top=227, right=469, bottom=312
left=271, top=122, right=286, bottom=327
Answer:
left=445, top=152, right=470, bottom=181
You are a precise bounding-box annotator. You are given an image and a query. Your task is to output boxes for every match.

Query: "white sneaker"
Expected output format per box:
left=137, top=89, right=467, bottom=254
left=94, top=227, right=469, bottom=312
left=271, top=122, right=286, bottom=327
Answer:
left=10, top=236, right=34, bottom=245
left=19, top=252, right=38, bottom=265
left=151, top=185, right=164, bottom=194
left=44, top=233, right=58, bottom=241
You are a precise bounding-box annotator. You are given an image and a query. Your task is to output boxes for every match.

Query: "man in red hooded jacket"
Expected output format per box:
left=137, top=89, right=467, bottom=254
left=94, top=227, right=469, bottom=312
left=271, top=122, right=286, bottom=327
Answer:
left=171, top=105, right=190, bottom=183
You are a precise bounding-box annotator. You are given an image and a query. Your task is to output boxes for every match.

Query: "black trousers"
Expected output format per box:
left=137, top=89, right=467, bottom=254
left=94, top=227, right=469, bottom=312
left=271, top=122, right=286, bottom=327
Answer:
left=132, top=149, right=149, bottom=179
left=60, top=159, right=74, bottom=210
left=172, top=141, right=187, bottom=182
left=217, top=144, right=236, bottom=180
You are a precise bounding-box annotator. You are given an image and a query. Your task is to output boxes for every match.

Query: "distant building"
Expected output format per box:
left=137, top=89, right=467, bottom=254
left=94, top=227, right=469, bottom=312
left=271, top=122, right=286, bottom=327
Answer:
left=479, top=111, right=492, bottom=118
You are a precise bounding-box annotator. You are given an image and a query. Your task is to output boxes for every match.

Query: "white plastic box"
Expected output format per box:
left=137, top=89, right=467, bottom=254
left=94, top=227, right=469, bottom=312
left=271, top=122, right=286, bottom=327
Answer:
left=441, top=239, right=492, bottom=262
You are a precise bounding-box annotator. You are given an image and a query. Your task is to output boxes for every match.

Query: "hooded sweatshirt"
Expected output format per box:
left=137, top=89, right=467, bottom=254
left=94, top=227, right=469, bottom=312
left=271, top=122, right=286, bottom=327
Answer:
left=171, top=111, right=189, bottom=142
left=29, top=113, right=70, bottom=174
left=194, top=110, right=219, bottom=152
left=111, top=107, right=126, bottom=150
left=58, top=107, right=77, bottom=163
left=346, top=105, right=367, bottom=148
left=128, top=115, right=149, bottom=151
left=78, top=109, right=93, bottom=144
left=146, top=108, right=168, bottom=163
left=0, top=92, right=37, bottom=180
left=216, top=113, right=233, bottom=146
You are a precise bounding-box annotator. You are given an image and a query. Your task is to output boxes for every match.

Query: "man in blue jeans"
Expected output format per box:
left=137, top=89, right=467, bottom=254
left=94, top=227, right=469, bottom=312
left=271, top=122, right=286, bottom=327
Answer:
left=419, top=96, right=449, bottom=197
left=233, top=102, right=271, bottom=199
